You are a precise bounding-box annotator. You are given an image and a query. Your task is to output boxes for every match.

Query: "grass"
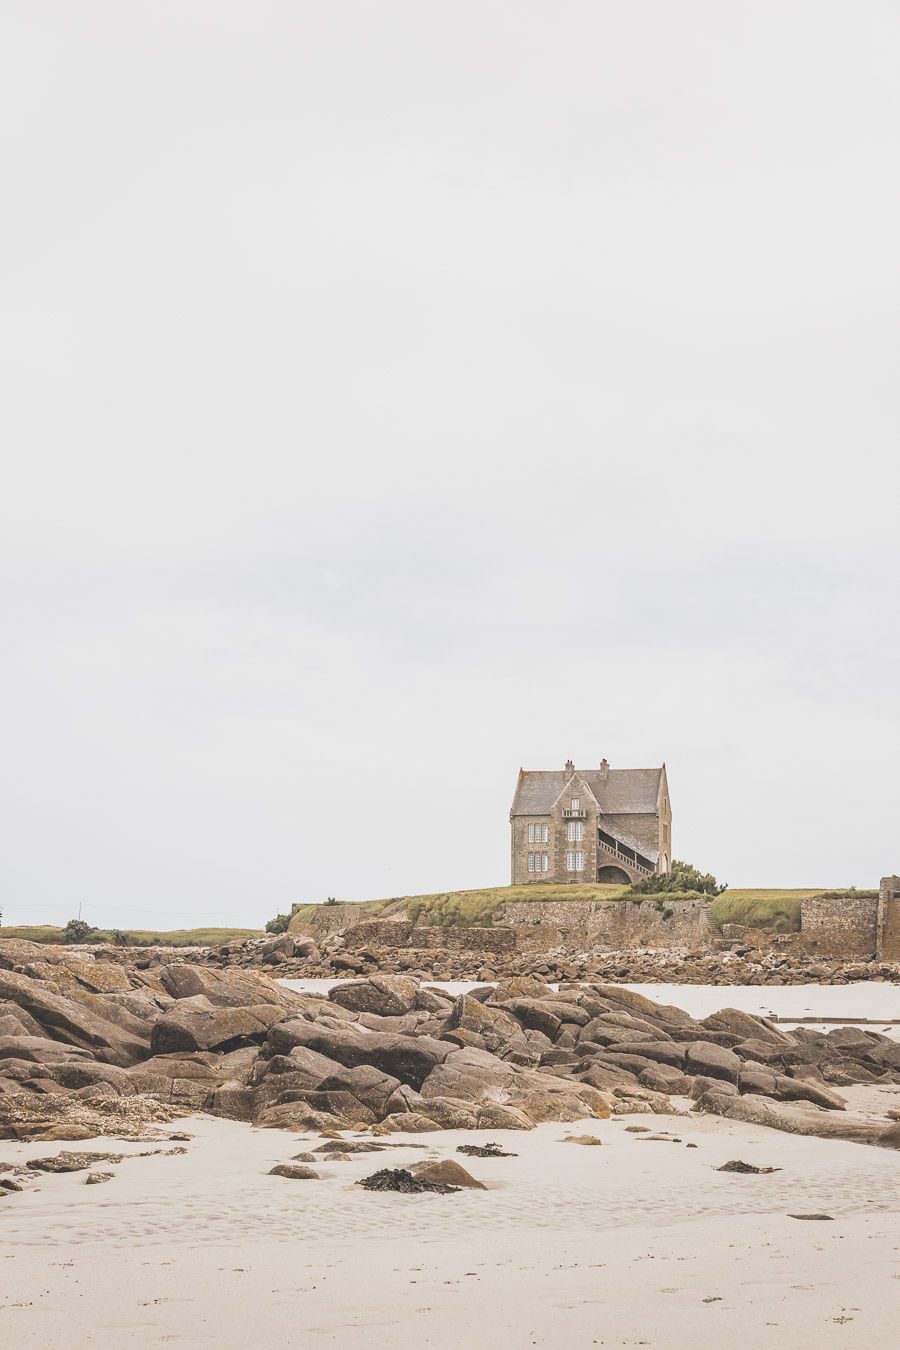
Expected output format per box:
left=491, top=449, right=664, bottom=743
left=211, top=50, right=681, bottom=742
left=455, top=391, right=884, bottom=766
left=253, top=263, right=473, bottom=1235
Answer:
left=292, top=884, right=855, bottom=935
left=707, top=890, right=823, bottom=934
left=6, top=885, right=859, bottom=947
left=293, top=883, right=634, bottom=930
left=0, top=926, right=265, bottom=947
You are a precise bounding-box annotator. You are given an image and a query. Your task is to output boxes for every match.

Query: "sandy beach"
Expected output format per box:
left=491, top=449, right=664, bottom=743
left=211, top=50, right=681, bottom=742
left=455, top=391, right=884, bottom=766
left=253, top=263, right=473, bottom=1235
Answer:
left=3, top=1087, right=899, bottom=1349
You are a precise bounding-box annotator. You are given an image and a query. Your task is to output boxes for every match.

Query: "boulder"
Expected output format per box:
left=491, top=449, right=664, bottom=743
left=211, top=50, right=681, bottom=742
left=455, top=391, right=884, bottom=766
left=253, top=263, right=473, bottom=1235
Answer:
left=0, top=1035, right=92, bottom=1065
left=264, top=1020, right=451, bottom=1090
left=150, top=1007, right=271, bottom=1054
left=420, top=1046, right=517, bottom=1103
left=410, top=1159, right=486, bottom=1189
left=604, top=1040, right=685, bottom=1068
left=684, top=1041, right=741, bottom=1084
left=474, top=1102, right=533, bottom=1130
left=212, top=1082, right=253, bottom=1121
left=695, top=1090, right=900, bottom=1147
left=443, top=995, right=521, bottom=1053
left=701, top=1008, right=795, bottom=1047
left=269, top=1163, right=319, bottom=1179
left=639, top=1063, right=692, bottom=1095
left=328, top=976, right=419, bottom=1017
left=0, top=970, right=149, bottom=1066
left=157, top=964, right=296, bottom=1008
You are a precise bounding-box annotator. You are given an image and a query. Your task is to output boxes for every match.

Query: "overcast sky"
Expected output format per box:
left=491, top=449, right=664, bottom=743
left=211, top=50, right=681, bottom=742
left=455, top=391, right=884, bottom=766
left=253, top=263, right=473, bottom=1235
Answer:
left=2, top=3, right=899, bottom=930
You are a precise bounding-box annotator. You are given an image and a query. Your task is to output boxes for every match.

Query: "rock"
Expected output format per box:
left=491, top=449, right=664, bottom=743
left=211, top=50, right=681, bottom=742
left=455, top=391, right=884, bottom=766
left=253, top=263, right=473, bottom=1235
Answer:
left=772, top=1075, right=846, bottom=1111
left=562, top=1134, right=603, bottom=1145
left=420, top=1046, right=517, bottom=1102
left=269, top=1163, right=320, bottom=1179
left=0, top=1035, right=92, bottom=1065
left=150, top=1006, right=272, bottom=1054
left=85, top=1171, right=114, bottom=1184
left=684, top=1041, right=742, bottom=1084
left=328, top=975, right=419, bottom=1017
left=695, top=1091, right=900, bottom=1147
left=639, top=1064, right=693, bottom=1095
left=701, top=1008, right=794, bottom=1047
left=789, top=1213, right=834, bottom=1220
left=381, top=1112, right=445, bottom=1132
left=28, top=1124, right=99, bottom=1142
left=0, top=970, right=149, bottom=1066
left=358, top=1167, right=458, bottom=1194
left=689, top=1076, right=739, bottom=1100
left=157, top=965, right=296, bottom=1008
left=28, top=1150, right=124, bottom=1172
left=474, top=1102, right=533, bottom=1130
left=606, top=1040, right=686, bottom=1068
left=444, top=995, right=522, bottom=1052
left=211, top=1083, right=253, bottom=1121
left=717, top=1160, right=781, bottom=1174
left=265, top=1021, right=451, bottom=1090
left=410, top=1159, right=486, bottom=1189
left=457, top=1142, right=517, bottom=1157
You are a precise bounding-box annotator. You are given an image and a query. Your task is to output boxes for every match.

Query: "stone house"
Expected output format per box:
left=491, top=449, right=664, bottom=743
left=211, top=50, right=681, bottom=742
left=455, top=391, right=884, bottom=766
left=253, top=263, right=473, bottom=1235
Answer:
left=510, top=758, right=672, bottom=885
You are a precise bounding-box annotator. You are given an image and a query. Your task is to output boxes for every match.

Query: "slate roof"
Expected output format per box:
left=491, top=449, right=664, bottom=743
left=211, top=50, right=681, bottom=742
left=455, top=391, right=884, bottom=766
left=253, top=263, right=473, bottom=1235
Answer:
left=511, top=766, right=663, bottom=817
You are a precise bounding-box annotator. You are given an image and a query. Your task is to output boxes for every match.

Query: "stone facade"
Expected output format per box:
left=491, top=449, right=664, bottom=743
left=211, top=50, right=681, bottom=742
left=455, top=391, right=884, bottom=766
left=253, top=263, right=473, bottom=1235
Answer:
left=509, top=758, right=671, bottom=885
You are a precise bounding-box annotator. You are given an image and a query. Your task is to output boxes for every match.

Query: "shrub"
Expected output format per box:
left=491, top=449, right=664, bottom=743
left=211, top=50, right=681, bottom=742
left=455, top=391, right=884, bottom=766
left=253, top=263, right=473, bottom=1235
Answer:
left=62, top=918, right=98, bottom=944
left=323, top=896, right=338, bottom=907
left=265, top=913, right=291, bottom=934
left=109, top=929, right=130, bottom=946
left=630, top=860, right=726, bottom=897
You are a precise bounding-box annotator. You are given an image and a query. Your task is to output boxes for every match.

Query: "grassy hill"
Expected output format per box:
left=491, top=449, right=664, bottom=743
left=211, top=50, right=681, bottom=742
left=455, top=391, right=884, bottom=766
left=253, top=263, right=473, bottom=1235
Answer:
left=292, top=884, right=847, bottom=934
left=3, top=885, right=862, bottom=947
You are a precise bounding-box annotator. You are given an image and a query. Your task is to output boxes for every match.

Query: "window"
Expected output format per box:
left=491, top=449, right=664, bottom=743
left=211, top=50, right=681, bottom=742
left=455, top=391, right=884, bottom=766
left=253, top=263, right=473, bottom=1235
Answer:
left=527, top=823, right=549, bottom=843
left=527, top=824, right=534, bottom=843
left=528, top=851, right=549, bottom=873
left=542, top=852, right=549, bottom=872
left=566, top=820, right=583, bottom=842
left=528, top=851, right=534, bottom=872
left=566, top=850, right=585, bottom=872
left=570, top=798, right=580, bottom=812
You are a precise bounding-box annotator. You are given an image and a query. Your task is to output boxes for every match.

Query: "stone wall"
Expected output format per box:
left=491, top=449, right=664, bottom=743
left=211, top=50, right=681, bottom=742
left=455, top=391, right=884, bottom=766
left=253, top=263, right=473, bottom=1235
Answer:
left=342, top=920, right=516, bottom=954
left=799, top=895, right=879, bottom=959
left=497, top=898, right=712, bottom=951
left=289, top=904, right=367, bottom=938
left=877, top=876, right=900, bottom=961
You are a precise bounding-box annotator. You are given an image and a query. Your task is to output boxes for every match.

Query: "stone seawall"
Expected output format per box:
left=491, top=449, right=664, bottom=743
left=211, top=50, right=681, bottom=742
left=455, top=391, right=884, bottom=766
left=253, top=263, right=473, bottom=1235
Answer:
left=342, top=920, right=516, bottom=954
left=496, top=898, right=712, bottom=951
left=799, top=895, right=878, bottom=959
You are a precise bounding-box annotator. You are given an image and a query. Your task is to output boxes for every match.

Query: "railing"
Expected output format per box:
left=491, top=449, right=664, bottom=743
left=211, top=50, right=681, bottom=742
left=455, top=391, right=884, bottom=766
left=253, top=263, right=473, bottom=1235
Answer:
left=562, top=808, right=586, bottom=819
left=596, top=835, right=653, bottom=876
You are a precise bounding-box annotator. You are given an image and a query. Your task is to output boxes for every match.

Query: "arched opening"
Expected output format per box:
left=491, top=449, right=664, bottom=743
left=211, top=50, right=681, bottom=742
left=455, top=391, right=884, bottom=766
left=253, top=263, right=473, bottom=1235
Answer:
left=661, top=852, right=669, bottom=873
left=597, top=865, right=632, bottom=885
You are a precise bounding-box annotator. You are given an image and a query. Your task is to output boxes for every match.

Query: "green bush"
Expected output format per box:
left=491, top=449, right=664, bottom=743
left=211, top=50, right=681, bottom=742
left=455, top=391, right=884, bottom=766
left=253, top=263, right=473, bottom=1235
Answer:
left=630, top=860, right=726, bottom=897
left=265, top=913, right=291, bottom=934
left=62, top=918, right=98, bottom=944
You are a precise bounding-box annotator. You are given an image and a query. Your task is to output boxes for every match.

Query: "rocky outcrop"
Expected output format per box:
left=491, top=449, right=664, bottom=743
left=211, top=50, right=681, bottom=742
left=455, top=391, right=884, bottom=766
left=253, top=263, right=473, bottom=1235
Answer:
left=0, top=940, right=898, bottom=1148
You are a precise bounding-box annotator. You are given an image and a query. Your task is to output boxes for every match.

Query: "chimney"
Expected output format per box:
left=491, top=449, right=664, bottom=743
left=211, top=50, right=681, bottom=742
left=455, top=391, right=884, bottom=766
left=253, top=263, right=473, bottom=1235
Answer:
left=599, top=757, right=609, bottom=779
left=564, top=758, right=574, bottom=775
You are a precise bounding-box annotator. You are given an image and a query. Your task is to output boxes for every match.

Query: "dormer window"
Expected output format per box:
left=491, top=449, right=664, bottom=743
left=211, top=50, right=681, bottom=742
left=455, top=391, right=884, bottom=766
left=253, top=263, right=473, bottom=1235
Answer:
left=570, top=799, right=580, bottom=812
